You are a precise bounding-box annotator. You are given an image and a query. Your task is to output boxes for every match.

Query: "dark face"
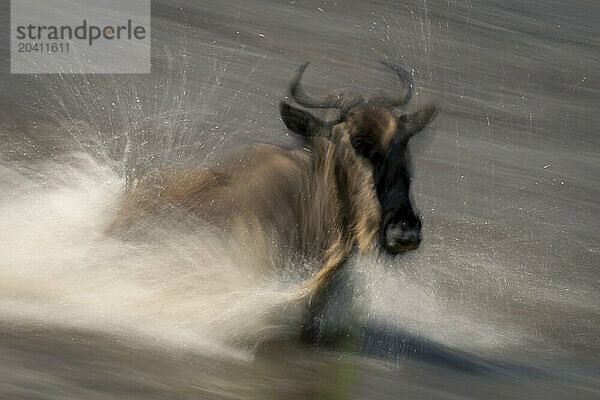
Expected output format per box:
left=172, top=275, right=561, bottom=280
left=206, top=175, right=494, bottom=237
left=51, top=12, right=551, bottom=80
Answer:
left=344, top=105, right=429, bottom=254
left=371, top=141, right=422, bottom=254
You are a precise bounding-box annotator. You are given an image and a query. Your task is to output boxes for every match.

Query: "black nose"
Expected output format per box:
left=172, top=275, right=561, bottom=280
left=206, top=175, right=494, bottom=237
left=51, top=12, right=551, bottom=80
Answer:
left=383, top=220, right=421, bottom=254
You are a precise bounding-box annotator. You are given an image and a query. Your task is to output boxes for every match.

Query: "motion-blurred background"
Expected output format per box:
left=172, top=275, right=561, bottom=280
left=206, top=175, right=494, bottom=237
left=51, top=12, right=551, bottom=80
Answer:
left=0, top=1, right=598, bottom=399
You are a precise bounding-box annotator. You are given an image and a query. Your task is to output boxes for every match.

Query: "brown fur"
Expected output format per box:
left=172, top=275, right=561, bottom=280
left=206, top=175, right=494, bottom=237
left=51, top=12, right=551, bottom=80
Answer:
left=108, top=126, right=380, bottom=297
left=343, top=105, right=397, bottom=153
left=108, top=62, right=434, bottom=303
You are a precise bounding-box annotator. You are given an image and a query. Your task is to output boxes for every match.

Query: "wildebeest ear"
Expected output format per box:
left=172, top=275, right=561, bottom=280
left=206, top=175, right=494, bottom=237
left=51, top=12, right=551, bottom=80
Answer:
left=397, top=105, right=437, bottom=139
left=280, top=101, right=329, bottom=138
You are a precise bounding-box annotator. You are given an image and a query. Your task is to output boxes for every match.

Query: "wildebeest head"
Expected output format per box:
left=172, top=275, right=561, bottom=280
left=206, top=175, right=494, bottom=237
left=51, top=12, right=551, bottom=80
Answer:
left=280, top=62, right=437, bottom=255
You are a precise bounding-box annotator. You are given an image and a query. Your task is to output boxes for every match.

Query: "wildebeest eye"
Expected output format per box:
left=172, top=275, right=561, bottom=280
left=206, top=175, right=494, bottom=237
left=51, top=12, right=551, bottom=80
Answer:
left=350, top=135, right=367, bottom=154
left=350, top=132, right=380, bottom=161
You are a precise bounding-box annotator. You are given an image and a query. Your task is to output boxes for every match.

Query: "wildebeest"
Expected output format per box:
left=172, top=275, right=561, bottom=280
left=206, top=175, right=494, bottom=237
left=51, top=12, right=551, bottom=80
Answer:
left=107, top=64, right=537, bottom=375
left=108, top=60, right=437, bottom=346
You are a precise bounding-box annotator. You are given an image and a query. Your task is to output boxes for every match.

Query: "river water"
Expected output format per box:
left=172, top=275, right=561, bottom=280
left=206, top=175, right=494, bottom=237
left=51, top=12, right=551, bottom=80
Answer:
left=0, top=1, right=598, bottom=399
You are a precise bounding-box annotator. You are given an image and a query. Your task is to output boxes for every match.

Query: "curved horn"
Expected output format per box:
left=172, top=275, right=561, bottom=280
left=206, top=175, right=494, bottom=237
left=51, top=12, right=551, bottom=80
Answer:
left=374, top=61, right=414, bottom=107
left=288, top=62, right=364, bottom=111
left=279, top=101, right=337, bottom=138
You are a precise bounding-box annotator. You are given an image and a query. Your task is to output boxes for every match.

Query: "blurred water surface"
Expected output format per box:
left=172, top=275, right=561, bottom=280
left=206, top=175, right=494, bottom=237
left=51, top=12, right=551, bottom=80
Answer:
left=0, top=1, right=598, bottom=399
